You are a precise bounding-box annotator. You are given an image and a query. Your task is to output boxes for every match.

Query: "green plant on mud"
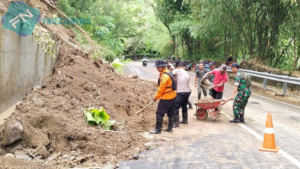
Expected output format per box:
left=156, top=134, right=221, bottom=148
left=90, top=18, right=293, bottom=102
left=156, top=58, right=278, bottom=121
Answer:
left=33, top=25, right=55, bottom=58
left=111, top=58, right=125, bottom=74
left=84, top=107, right=116, bottom=130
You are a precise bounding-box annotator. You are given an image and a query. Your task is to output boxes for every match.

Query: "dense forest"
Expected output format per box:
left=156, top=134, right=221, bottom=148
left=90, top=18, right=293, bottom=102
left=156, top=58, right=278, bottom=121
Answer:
left=57, top=0, right=300, bottom=71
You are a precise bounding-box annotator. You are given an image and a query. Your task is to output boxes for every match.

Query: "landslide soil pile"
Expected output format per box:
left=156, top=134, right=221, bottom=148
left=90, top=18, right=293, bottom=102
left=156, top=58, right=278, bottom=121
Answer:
left=197, top=96, right=218, bottom=103
left=0, top=45, right=158, bottom=168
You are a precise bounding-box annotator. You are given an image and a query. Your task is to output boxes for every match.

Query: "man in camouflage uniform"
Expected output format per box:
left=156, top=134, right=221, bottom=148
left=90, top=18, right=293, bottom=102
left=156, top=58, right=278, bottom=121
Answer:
left=229, top=63, right=251, bottom=123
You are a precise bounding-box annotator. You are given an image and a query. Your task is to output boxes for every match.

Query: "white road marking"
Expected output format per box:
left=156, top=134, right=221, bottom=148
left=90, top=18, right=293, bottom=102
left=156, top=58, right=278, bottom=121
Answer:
left=126, top=63, right=136, bottom=75
left=279, top=150, right=300, bottom=169
left=223, top=113, right=300, bottom=168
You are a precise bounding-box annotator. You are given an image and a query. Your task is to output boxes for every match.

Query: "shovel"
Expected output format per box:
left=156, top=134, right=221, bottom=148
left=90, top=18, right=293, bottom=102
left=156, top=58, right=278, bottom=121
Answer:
left=136, top=101, right=155, bottom=115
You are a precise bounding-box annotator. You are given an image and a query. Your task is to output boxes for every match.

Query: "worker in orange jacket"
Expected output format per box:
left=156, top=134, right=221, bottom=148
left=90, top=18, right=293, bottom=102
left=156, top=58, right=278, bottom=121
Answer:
left=149, top=60, right=177, bottom=134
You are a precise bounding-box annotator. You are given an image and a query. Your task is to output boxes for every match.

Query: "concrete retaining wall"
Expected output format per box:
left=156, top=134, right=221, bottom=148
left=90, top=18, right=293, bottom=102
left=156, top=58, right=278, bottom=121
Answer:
left=0, top=15, right=58, bottom=113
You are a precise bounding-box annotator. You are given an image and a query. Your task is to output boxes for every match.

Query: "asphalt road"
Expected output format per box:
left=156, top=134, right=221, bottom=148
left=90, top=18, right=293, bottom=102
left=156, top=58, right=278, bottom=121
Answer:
left=118, top=61, right=300, bottom=169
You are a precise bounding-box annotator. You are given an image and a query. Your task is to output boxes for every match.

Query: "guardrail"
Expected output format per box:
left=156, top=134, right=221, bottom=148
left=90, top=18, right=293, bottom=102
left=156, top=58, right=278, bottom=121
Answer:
left=227, top=68, right=300, bottom=95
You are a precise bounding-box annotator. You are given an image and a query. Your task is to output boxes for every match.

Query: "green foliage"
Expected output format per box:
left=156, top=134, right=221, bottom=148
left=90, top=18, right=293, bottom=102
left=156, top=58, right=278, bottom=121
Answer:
left=57, top=0, right=95, bottom=17
left=121, top=59, right=132, bottom=64
left=33, top=26, right=55, bottom=58
left=99, top=45, right=117, bottom=62
left=84, top=107, right=116, bottom=130
left=141, top=4, right=173, bottom=58
left=111, top=58, right=125, bottom=73
left=57, top=0, right=144, bottom=59
left=57, top=0, right=300, bottom=70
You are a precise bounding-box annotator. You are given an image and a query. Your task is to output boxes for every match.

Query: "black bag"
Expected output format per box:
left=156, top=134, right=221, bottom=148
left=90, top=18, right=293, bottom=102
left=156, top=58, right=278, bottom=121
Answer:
left=157, top=72, right=177, bottom=91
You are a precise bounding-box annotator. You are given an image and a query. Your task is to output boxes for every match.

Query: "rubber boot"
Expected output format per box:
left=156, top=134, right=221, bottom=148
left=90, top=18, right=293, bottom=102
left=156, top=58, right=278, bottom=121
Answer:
left=149, top=119, right=163, bottom=134
left=165, top=116, right=174, bottom=132
left=179, top=112, right=188, bottom=124
left=240, top=114, right=245, bottom=123
left=188, top=101, right=193, bottom=109
left=230, top=115, right=240, bottom=123
left=173, top=115, right=179, bottom=127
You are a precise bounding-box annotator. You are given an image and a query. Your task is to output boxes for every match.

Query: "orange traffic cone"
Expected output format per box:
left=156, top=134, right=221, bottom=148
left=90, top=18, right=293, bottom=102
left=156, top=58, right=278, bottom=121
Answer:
left=259, top=113, right=280, bottom=152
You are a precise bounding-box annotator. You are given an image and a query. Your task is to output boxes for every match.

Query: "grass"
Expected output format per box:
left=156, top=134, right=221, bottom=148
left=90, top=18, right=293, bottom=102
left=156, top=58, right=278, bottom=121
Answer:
left=121, top=59, right=132, bottom=64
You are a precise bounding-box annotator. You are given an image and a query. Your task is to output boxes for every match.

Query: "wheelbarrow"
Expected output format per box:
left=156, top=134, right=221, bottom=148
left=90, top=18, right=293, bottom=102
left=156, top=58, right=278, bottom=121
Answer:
left=194, top=99, right=230, bottom=120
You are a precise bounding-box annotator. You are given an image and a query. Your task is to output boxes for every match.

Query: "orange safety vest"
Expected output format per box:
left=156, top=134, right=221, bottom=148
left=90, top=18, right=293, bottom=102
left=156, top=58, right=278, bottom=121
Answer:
left=155, top=68, right=177, bottom=100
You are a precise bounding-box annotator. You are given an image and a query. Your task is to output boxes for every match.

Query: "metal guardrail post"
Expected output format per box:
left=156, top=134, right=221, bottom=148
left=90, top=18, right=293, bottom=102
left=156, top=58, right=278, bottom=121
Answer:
left=263, top=79, right=268, bottom=91
left=226, top=68, right=300, bottom=96
left=283, top=83, right=287, bottom=96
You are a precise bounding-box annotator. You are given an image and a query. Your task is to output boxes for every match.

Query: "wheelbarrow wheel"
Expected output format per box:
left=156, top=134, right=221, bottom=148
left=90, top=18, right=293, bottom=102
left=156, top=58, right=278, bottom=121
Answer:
left=196, top=108, right=208, bottom=120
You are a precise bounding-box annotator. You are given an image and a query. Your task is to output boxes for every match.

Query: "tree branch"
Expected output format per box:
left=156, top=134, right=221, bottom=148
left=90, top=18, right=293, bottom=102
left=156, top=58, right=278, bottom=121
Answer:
left=220, top=0, right=252, bottom=54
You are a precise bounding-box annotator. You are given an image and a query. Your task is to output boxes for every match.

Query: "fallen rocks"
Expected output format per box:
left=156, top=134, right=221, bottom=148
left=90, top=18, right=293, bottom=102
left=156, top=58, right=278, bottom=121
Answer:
left=128, top=75, right=138, bottom=79
left=32, top=97, right=44, bottom=107
left=0, top=43, right=158, bottom=168
left=33, top=144, right=50, bottom=158
left=52, top=90, right=64, bottom=96
left=4, top=153, right=15, bottom=158
left=25, top=126, right=50, bottom=148
left=48, top=152, right=62, bottom=161
left=33, top=85, right=42, bottom=91
left=69, top=156, right=75, bottom=161
left=14, top=150, right=32, bottom=161
left=132, top=154, right=139, bottom=160
left=2, top=121, right=23, bottom=146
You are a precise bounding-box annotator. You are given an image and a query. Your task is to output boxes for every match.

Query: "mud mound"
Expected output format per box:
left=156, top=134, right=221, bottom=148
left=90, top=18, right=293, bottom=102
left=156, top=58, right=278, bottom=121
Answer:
left=0, top=44, right=158, bottom=168
left=197, top=96, right=218, bottom=103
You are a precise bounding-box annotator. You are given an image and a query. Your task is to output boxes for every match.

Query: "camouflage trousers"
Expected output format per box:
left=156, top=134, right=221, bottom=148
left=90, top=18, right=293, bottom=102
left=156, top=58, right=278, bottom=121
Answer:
left=233, top=90, right=251, bottom=116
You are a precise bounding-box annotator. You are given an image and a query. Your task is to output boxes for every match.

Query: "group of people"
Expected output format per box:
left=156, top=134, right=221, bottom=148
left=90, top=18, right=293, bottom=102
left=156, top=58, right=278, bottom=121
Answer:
left=149, top=59, right=252, bottom=134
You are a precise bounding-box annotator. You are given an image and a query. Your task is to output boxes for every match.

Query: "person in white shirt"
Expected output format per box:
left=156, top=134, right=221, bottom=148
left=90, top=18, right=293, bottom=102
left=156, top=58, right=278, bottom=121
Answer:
left=172, top=62, right=191, bottom=127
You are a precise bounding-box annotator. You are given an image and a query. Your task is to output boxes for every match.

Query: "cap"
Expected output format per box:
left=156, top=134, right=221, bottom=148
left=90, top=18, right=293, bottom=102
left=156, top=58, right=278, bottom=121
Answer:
left=209, top=62, right=215, bottom=66
left=219, top=64, right=227, bottom=71
left=178, top=62, right=186, bottom=67
left=154, top=60, right=167, bottom=67
left=231, top=63, right=240, bottom=69
left=167, top=63, right=175, bottom=69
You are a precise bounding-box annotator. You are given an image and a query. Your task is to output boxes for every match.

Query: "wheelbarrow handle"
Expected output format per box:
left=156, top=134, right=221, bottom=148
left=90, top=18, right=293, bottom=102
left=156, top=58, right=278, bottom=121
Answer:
left=218, top=99, right=230, bottom=107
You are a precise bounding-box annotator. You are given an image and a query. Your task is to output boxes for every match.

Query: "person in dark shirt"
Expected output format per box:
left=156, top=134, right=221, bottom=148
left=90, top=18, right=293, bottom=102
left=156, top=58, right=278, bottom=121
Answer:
left=195, top=63, right=207, bottom=100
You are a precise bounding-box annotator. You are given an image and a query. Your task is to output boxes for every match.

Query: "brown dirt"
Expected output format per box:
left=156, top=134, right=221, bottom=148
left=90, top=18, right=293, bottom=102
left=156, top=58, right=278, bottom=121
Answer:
left=0, top=44, right=158, bottom=168
left=197, top=96, right=217, bottom=103
left=201, top=79, right=211, bottom=89
left=1, top=1, right=161, bottom=168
